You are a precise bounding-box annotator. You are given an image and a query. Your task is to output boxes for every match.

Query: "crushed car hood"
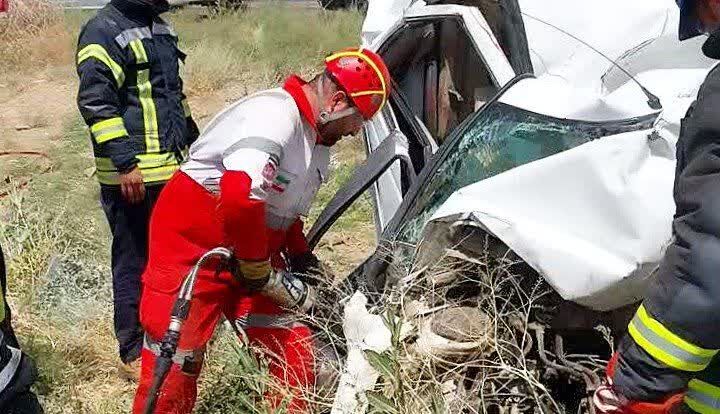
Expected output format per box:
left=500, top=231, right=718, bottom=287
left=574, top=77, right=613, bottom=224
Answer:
left=422, top=74, right=707, bottom=311
left=363, top=0, right=717, bottom=310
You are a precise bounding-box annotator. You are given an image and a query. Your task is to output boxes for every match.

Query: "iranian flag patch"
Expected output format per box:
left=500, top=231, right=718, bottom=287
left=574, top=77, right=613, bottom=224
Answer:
left=271, top=174, right=290, bottom=193
left=261, top=158, right=291, bottom=194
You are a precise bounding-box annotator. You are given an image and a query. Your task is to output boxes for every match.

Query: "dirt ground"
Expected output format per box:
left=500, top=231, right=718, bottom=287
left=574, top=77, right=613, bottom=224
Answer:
left=0, top=67, right=251, bottom=199
left=0, top=70, right=234, bottom=153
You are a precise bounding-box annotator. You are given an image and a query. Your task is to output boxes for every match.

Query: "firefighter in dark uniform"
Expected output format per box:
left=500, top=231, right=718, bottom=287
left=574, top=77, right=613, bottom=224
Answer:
left=75, top=0, right=200, bottom=373
left=0, top=244, right=43, bottom=413
left=594, top=1, right=720, bottom=413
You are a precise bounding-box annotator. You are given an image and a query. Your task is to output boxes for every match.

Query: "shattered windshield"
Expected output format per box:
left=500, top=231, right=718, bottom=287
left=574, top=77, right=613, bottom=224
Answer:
left=395, top=102, right=656, bottom=245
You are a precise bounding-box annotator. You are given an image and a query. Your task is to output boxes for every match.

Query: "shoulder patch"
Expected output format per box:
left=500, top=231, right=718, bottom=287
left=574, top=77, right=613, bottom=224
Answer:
left=260, top=158, right=280, bottom=192
left=152, top=20, right=177, bottom=37
left=115, top=26, right=152, bottom=48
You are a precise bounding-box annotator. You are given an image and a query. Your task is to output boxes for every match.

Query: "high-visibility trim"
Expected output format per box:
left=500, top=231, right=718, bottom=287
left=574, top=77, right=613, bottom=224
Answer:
left=326, top=50, right=388, bottom=108
left=0, top=346, right=21, bottom=392
left=628, top=305, right=718, bottom=372
left=129, top=39, right=160, bottom=154
left=91, top=117, right=123, bottom=133
left=90, top=117, right=128, bottom=144
left=182, top=99, right=191, bottom=117
left=95, top=152, right=179, bottom=185
left=114, top=26, right=152, bottom=49
left=222, top=136, right=284, bottom=160
left=351, top=90, right=385, bottom=97
left=95, top=152, right=178, bottom=171
left=686, top=380, right=720, bottom=414
left=144, top=334, right=203, bottom=366
left=77, top=44, right=125, bottom=87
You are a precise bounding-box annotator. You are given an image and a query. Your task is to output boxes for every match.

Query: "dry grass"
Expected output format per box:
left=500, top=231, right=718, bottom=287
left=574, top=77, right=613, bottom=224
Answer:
left=174, top=7, right=364, bottom=93
left=0, top=120, right=129, bottom=413
left=0, top=0, right=74, bottom=77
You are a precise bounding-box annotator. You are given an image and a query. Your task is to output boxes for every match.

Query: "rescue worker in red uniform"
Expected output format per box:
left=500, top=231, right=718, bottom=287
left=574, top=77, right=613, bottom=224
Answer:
left=132, top=48, right=391, bottom=413
left=593, top=1, right=720, bottom=413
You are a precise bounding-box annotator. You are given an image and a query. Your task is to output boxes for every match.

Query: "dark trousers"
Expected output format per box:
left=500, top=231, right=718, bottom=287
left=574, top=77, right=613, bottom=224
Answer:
left=0, top=244, right=43, bottom=413
left=100, top=183, right=164, bottom=363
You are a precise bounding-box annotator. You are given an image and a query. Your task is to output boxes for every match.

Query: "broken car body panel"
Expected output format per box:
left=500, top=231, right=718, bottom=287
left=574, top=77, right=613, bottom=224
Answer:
left=418, top=66, right=712, bottom=310
left=330, top=0, right=716, bottom=311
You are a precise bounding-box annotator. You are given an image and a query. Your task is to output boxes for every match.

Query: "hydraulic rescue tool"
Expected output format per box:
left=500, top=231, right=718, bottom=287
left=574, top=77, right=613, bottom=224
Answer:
left=142, top=247, right=316, bottom=414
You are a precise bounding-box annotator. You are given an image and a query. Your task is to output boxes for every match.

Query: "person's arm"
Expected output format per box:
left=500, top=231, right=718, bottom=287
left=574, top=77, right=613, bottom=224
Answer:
left=217, top=101, right=297, bottom=287
left=610, top=68, right=720, bottom=412
left=76, top=22, right=144, bottom=202
left=286, top=219, right=310, bottom=257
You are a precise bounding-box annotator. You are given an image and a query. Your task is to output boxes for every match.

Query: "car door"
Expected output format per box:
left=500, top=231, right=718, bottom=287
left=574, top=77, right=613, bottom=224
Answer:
left=307, top=129, right=415, bottom=250
left=363, top=3, right=518, bottom=234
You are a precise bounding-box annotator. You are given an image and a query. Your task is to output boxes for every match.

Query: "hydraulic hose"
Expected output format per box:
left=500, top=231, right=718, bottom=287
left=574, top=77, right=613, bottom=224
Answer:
left=142, top=247, right=232, bottom=414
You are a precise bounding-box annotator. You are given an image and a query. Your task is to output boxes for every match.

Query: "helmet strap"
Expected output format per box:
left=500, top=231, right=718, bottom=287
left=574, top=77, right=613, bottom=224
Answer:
left=316, top=76, right=359, bottom=125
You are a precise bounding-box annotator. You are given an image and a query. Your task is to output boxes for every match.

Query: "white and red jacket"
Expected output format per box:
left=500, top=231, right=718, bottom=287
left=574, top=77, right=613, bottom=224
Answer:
left=180, top=76, right=328, bottom=264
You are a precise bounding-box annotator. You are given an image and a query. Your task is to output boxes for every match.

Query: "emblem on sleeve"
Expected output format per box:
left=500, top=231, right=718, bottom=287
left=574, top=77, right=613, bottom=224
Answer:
left=261, top=159, right=290, bottom=194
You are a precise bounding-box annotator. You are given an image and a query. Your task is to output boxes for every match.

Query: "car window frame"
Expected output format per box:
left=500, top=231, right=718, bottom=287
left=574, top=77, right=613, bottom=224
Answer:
left=379, top=13, right=504, bottom=122
left=307, top=130, right=416, bottom=250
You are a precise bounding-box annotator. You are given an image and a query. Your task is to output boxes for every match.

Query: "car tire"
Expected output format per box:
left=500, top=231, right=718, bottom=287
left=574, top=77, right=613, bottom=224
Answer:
left=355, top=0, right=368, bottom=14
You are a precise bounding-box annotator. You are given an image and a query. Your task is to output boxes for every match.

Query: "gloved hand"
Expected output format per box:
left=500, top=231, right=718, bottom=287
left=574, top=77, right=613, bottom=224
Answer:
left=594, top=353, right=685, bottom=414
left=230, top=258, right=272, bottom=291
left=287, top=251, right=334, bottom=286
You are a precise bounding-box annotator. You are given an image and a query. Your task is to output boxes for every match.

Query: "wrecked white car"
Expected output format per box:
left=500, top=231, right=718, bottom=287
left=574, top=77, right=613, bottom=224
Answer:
left=304, top=0, right=717, bottom=412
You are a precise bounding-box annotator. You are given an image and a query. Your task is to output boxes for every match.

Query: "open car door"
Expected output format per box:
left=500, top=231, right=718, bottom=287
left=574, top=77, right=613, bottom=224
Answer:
left=307, top=130, right=415, bottom=250
left=364, top=2, right=521, bottom=233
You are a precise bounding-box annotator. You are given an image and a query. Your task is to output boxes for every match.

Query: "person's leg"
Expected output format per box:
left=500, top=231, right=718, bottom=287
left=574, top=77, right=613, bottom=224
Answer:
left=0, top=352, right=43, bottom=414
left=0, top=244, right=42, bottom=414
left=133, top=170, right=240, bottom=412
left=0, top=243, right=18, bottom=349
left=132, top=281, right=226, bottom=414
left=227, top=294, right=315, bottom=413
left=101, top=184, right=164, bottom=363
left=3, top=392, right=43, bottom=414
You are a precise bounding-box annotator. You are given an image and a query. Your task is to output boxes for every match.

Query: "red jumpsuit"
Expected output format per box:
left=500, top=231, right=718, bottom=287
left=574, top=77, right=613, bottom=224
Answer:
left=133, top=76, right=329, bottom=413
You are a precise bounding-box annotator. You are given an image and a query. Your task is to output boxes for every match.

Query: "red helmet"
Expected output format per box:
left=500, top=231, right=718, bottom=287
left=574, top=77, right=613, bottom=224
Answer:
left=325, top=48, right=391, bottom=120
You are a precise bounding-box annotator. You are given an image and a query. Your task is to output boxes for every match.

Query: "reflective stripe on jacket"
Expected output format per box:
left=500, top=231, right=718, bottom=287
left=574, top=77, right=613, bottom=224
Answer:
left=613, top=34, right=720, bottom=412
left=76, top=0, right=199, bottom=185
